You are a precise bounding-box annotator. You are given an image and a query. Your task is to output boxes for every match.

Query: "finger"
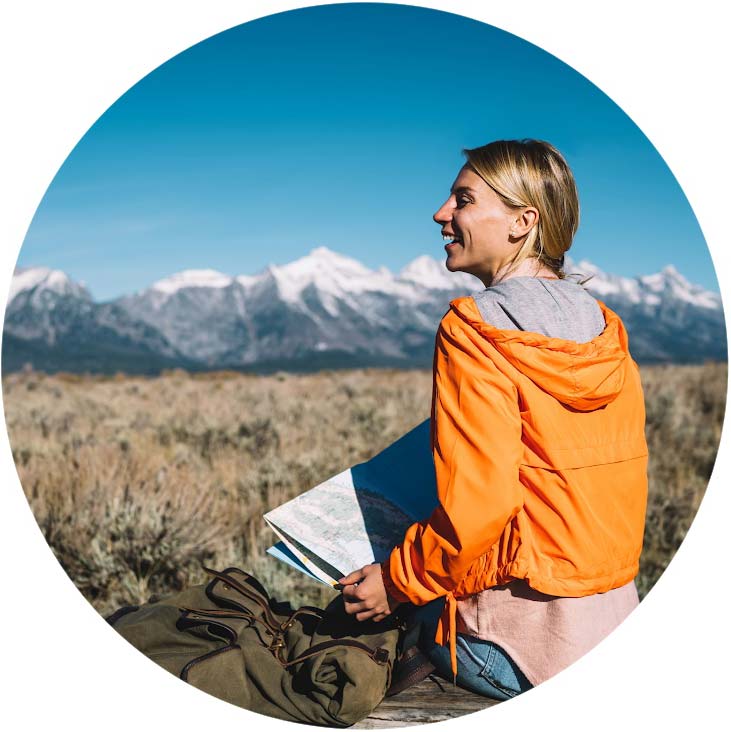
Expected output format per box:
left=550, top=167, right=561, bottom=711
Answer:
left=341, top=584, right=364, bottom=601
left=338, top=569, right=365, bottom=586
left=371, top=613, right=389, bottom=623
left=343, top=599, right=370, bottom=614
left=355, top=608, right=380, bottom=622
left=344, top=594, right=384, bottom=614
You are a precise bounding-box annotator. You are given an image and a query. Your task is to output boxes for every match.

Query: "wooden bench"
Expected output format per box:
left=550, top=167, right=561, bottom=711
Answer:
left=353, top=675, right=500, bottom=728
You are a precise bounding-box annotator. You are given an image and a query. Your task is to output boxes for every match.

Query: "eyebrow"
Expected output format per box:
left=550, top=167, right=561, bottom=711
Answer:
left=450, top=185, right=477, bottom=195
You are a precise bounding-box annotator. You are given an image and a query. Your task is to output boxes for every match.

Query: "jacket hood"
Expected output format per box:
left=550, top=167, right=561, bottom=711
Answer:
left=450, top=296, right=631, bottom=411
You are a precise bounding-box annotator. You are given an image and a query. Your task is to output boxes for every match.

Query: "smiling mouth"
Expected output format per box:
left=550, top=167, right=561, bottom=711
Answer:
left=442, top=233, right=462, bottom=249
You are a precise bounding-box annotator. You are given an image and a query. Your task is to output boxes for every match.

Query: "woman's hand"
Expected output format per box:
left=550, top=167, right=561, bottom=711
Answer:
left=338, top=563, right=400, bottom=622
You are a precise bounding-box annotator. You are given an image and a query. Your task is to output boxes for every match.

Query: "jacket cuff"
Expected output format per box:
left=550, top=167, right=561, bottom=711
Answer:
left=381, top=558, right=413, bottom=605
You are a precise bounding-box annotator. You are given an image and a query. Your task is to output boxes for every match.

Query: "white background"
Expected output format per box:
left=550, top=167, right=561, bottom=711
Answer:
left=1, top=1, right=728, bottom=729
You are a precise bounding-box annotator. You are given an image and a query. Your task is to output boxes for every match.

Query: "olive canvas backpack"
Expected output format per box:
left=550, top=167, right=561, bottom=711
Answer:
left=107, top=566, right=402, bottom=727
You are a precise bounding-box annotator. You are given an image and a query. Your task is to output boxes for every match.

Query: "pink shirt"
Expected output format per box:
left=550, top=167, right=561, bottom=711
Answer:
left=456, top=579, right=639, bottom=686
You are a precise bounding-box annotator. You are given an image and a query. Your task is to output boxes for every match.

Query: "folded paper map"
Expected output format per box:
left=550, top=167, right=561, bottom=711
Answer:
left=264, top=418, right=438, bottom=586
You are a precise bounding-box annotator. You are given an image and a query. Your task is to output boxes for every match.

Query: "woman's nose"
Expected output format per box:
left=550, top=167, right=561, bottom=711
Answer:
left=433, top=198, right=453, bottom=225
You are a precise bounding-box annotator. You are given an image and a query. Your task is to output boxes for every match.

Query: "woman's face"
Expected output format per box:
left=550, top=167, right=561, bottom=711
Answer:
left=433, top=165, right=520, bottom=285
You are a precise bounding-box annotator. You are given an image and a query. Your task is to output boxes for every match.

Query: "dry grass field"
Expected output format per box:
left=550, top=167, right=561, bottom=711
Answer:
left=2, top=362, right=726, bottom=616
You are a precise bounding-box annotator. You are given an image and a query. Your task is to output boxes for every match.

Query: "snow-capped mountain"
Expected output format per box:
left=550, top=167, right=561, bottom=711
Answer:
left=565, top=257, right=720, bottom=310
left=399, top=254, right=477, bottom=291
left=3, top=266, right=192, bottom=374
left=2, top=250, right=726, bottom=374
left=116, top=247, right=483, bottom=368
left=562, top=256, right=725, bottom=363
left=9, top=266, right=91, bottom=305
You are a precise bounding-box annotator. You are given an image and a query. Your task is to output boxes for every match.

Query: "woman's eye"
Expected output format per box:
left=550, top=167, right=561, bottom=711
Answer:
left=456, top=196, right=470, bottom=208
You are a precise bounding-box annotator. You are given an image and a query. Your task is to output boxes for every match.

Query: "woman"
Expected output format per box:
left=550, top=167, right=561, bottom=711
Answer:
left=339, top=139, right=648, bottom=700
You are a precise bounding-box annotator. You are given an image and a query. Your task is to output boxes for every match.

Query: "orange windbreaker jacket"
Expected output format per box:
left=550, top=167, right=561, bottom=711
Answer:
left=382, top=296, right=648, bottom=676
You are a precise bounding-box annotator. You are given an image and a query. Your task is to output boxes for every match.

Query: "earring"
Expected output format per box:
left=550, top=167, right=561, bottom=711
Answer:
left=509, top=229, right=517, bottom=237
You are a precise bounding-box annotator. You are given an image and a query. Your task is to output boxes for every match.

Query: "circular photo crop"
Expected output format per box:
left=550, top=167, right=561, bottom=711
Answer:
left=2, top=3, right=726, bottom=728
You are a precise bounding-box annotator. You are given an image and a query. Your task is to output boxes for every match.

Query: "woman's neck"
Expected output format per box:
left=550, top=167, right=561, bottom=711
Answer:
left=482, top=258, right=558, bottom=288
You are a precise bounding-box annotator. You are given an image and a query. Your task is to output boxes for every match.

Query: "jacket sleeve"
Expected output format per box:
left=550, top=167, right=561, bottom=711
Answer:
left=382, top=316, right=524, bottom=605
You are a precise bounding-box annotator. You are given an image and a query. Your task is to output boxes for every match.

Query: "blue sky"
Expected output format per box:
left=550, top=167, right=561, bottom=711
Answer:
left=17, top=3, right=717, bottom=301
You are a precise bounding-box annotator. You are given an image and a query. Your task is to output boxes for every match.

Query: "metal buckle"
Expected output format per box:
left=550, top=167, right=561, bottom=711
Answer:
left=373, top=647, right=390, bottom=664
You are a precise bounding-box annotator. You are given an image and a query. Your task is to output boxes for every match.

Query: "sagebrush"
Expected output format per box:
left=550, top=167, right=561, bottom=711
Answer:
left=2, top=363, right=725, bottom=615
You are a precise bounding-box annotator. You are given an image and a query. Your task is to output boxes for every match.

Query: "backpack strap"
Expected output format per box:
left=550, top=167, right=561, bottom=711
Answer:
left=202, top=566, right=324, bottom=633
left=279, top=639, right=391, bottom=668
left=282, top=639, right=394, bottom=690
left=194, top=566, right=394, bottom=686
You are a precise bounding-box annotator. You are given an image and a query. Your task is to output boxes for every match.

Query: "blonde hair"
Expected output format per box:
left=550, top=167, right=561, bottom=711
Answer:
left=463, top=139, right=579, bottom=279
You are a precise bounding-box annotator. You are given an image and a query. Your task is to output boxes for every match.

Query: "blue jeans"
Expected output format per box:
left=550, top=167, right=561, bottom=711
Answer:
left=410, top=598, right=533, bottom=701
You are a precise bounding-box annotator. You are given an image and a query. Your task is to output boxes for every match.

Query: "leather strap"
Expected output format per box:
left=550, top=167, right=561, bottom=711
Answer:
left=193, top=566, right=392, bottom=676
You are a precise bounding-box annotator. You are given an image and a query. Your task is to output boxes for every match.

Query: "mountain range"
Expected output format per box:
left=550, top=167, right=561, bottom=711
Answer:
left=2, top=247, right=726, bottom=374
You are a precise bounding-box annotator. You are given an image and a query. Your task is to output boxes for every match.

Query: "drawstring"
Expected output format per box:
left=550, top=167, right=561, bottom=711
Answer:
left=447, top=593, right=457, bottom=684
left=433, top=592, right=459, bottom=685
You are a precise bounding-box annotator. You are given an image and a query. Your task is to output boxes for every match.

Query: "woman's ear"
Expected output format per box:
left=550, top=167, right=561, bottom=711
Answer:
left=512, top=207, right=539, bottom=237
